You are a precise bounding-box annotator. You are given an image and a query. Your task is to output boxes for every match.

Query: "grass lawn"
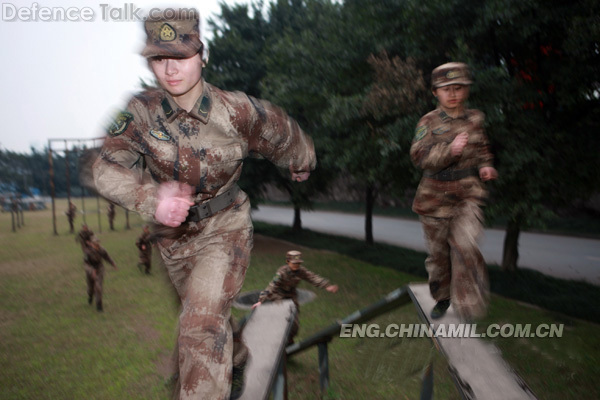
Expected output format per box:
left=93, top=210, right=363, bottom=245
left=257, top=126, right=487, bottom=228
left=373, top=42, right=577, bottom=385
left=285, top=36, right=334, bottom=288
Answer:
left=1, top=198, right=598, bottom=399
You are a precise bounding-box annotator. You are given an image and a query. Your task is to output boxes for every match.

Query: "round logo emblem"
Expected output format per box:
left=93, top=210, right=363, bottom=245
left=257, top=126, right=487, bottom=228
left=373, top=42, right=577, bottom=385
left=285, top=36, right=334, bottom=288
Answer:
left=159, top=23, right=176, bottom=42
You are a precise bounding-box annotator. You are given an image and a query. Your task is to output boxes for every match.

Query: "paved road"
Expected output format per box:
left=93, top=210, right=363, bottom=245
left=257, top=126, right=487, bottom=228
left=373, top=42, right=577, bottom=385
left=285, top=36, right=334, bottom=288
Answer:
left=252, top=205, right=600, bottom=286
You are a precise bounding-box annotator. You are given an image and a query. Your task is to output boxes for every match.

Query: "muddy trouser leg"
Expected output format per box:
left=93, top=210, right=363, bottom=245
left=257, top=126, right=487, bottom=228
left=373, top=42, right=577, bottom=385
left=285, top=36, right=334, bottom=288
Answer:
left=160, top=227, right=253, bottom=400
left=448, top=200, right=489, bottom=320
left=95, top=266, right=105, bottom=309
left=420, top=216, right=452, bottom=302
left=85, top=265, right=94, bottom=302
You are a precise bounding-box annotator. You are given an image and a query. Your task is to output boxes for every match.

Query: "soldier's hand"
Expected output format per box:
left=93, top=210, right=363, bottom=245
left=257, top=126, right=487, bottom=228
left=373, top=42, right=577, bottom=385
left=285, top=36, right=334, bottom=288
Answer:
left=326, top=285, right=339, bottom=293
left=450, top=132, right=469, bottom=157
left=155, top=181, right=194, bottom=227
left=479, top=167, right=498, bottom=182
left=252, top=301, right=262, bottom=309
left=289, top=162, right=310, bottom=182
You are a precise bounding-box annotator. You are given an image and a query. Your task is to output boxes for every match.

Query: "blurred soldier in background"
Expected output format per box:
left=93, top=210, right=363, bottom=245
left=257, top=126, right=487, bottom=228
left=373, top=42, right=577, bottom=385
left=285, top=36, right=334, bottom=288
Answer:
left=66, top=201, right=77, bottom=233
left=135, top=225, right=152, bottom=274
left=76, top=224, right=96, bottom=250
left=253, top=250, right=338, bottom=344
left=80, top=234, right=118, bottom=312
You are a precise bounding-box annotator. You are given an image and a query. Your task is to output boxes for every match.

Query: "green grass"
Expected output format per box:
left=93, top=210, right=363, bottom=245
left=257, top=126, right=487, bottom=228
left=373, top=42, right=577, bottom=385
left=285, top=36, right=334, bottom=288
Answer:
left=1, top=199, right=599, bottom=399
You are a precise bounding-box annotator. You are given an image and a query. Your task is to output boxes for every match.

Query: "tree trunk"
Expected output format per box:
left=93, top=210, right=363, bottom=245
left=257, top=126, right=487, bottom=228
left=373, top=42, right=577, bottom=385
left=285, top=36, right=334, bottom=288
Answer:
left=292, top=206, right=302, bottom=232
left=502, top=214, right=523, bottom=272
left=365, top=185, right=375, bottom=245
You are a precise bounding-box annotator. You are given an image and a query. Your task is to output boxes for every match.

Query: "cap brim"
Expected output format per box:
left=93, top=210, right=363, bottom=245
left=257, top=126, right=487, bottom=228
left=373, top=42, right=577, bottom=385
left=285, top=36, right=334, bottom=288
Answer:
left=434, top=80, right=472, bottom=88
left=141, top=43, right=200, bottom=59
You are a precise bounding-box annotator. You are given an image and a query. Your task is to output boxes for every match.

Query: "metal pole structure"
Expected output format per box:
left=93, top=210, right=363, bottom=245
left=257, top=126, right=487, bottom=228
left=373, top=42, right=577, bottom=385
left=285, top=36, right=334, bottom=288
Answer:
left=48, top=142, right=57, bottom=235
left=96, top=195, right=102, bottom=233
left=317, top=342, right=330, bottom=395
left=65, top=141, right=72, bottom=205
left=81, top=187, right=87, bottom=225
left=14, top=198, right=21, bottom=229
left=125, top=208, right=130, bottom=230
left=11, top=199, right=16, bottom=232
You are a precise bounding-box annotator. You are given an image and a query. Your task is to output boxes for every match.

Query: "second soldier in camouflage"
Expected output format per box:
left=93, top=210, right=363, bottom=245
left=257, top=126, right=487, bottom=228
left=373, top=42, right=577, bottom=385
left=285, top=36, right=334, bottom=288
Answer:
left=410, top=62, right=498, bottom=321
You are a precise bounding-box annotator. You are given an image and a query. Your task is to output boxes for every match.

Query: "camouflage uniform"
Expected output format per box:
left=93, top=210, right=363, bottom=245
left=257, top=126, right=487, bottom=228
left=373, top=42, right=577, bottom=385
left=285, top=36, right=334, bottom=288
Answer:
left=135, top=227, right=152, bottom=274
left=82, top=240, right=116, bottom=312
left=76, top=225, right=97, bottom=249
left=258, top=261, right=331, bottom=341
left=92, top=12, right=316, bottom=398
left=410, top=64, right=494, bottom=320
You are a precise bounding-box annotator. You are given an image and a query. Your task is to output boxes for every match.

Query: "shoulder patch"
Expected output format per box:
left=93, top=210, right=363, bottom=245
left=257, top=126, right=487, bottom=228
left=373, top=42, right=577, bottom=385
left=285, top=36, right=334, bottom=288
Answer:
left=108, top=111, right=134, bottom=137
left=432, top=128, right=449, bottom=135
left=414, top=125, right=427, bottom=141
left=149, top=129, right=171, bottom=141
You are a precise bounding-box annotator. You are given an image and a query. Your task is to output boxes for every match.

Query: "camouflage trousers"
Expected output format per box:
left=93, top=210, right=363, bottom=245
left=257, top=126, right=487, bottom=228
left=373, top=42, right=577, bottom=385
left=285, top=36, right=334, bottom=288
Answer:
left=85, top=264, right=104, bottom=308
left=419, top=200, right=489, bottom=320
left=158, top=226, right=253, bottom=400
left=138, top=251, right=152, bottom=274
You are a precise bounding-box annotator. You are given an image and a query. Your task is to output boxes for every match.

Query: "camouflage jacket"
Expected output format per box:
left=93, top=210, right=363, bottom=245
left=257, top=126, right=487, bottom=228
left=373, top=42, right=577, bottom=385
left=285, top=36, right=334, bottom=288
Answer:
left=410, top=107, right=494, bottom=218
left=136, top=232, right=152, bottom=254
left=83, top=245, right=115, bottom=270
left=258, top=264, right=330, bottom=303
left=93, top=80, right=316, bottom=226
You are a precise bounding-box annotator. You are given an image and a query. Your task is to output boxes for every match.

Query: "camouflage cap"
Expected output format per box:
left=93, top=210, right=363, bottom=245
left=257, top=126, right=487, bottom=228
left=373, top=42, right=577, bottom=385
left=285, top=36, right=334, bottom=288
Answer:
left=431, top=62, right=472, bottom=88
left=286, top=250, right=303, bottom=264
left=141, top=9, right=203, bottom=59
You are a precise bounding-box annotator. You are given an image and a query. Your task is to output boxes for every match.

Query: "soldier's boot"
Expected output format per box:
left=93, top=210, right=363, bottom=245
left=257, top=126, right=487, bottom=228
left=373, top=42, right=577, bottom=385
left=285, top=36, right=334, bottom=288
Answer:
left=88, top=296, right=93, bottom=305
left=230, top=361, right=247, bottom=400
left=230, top=318, right=250, bottom=400
left=96, top=301, right=103, bottom=312
left=430, top=299, right=450, bottom=319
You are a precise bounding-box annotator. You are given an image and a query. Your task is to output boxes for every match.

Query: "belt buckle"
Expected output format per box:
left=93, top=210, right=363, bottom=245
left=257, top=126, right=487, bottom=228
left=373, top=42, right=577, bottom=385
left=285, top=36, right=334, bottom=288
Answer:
left=187, top=205, right=200, bottom=222
left=198, top=201, right=212, bottom=219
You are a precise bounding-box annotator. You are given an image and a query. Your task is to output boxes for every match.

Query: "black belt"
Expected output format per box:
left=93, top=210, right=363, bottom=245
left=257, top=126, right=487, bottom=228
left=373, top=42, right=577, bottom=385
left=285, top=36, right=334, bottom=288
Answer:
left=423, top=167, right=478, bottom=181
left=186, top=186, right=239, bottom=223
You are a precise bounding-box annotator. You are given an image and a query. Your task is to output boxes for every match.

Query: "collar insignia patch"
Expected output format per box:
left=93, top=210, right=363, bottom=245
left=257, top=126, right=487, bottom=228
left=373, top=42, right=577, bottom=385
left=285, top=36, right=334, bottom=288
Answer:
left=150, top=129, right=171, bottom=141
left=198, top=95, right=211, bottom=118
left=161, top=98, right=174, bottom=119
left=108, top=111, right=133, bottom=137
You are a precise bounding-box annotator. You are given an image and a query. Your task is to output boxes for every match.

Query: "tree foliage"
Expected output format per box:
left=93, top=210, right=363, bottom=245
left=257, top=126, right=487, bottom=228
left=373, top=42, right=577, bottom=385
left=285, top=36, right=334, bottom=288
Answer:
left=6, top=0, right=599, bottom=272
